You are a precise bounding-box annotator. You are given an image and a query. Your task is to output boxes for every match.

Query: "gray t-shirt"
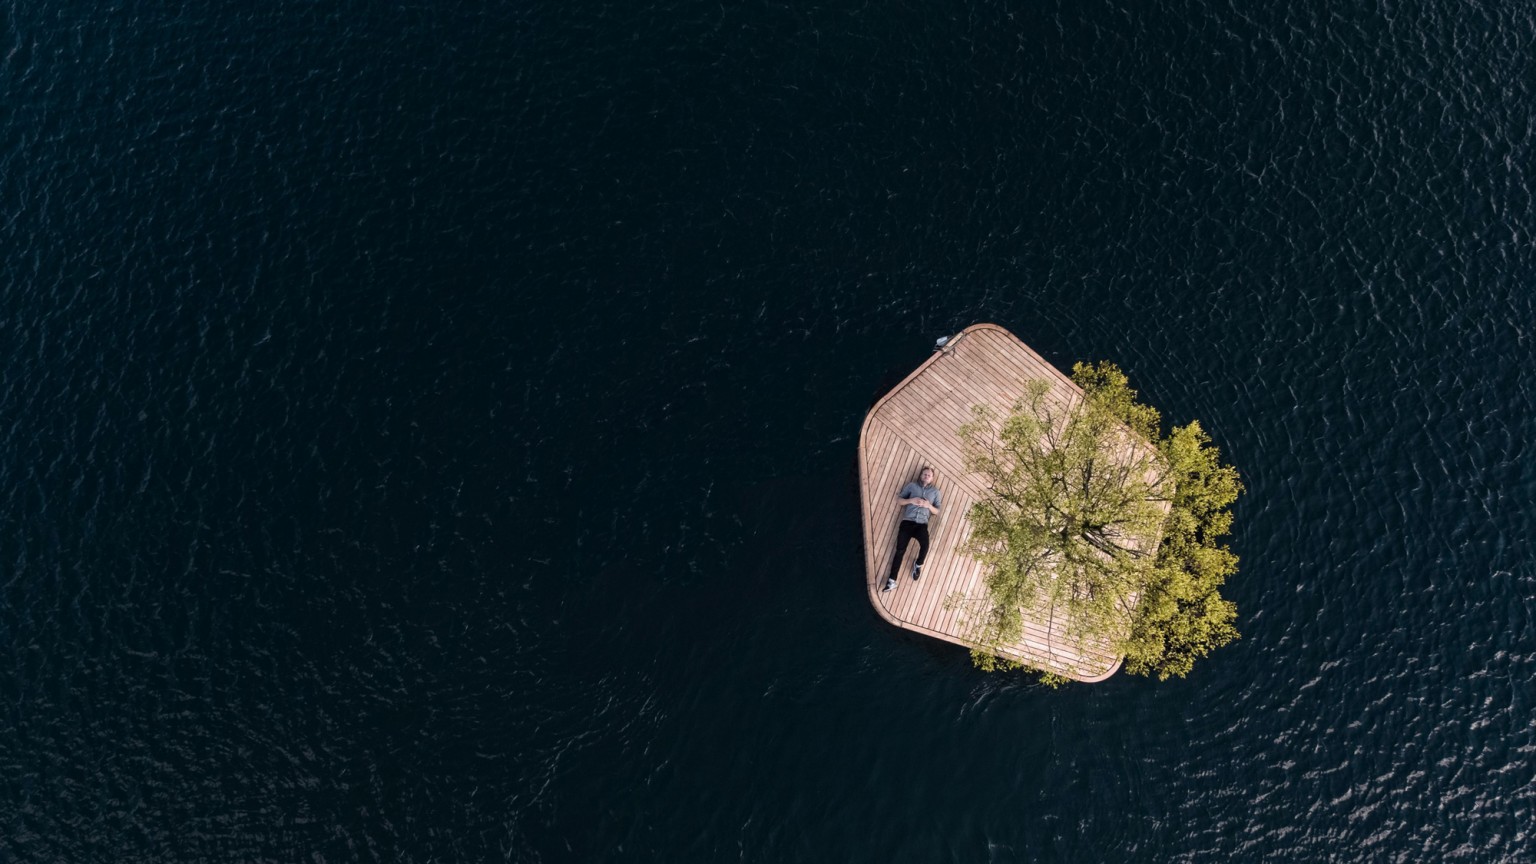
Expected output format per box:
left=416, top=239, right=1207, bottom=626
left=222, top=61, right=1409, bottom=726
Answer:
left=898, top=481, right=942, bottom=525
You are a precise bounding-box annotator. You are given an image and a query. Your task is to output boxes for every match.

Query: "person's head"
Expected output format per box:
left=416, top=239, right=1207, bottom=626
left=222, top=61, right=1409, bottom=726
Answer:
left=919, top=466, right=935, bottom=486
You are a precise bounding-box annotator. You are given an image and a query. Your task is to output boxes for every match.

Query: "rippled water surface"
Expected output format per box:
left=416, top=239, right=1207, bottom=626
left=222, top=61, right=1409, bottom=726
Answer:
left=2, top=0, right=1534, bottom=861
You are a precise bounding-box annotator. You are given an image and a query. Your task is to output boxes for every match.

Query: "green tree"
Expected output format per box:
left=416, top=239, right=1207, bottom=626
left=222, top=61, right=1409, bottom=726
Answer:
left=948, top=362, right=1241, bottom=680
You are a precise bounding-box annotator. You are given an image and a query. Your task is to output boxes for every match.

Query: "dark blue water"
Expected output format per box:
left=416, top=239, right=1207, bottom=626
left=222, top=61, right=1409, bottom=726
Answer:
left=3, top=0, right=1534, bottom=860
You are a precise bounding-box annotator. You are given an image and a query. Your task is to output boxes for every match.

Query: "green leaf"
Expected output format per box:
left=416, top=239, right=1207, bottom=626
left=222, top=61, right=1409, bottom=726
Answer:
left=953, top=361, right=1242, bottom=680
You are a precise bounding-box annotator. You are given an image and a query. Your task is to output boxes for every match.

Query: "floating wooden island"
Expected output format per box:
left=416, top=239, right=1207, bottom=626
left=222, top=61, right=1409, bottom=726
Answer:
left=858, top=323, right=1123, bottom=681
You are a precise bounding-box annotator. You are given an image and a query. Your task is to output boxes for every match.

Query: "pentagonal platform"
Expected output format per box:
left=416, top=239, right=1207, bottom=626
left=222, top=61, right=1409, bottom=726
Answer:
left=859, top=323, right=1123, bottom=681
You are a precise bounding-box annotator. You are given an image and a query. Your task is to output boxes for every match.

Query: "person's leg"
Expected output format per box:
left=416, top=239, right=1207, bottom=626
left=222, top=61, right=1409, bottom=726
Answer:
left=912, top=523, right=931, bottom=578
left=888, top=520, right=917, bottom=582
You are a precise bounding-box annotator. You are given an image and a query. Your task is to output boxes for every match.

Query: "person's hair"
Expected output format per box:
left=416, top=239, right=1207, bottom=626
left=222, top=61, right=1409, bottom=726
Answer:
left=919, top=465, right=934, bottom=477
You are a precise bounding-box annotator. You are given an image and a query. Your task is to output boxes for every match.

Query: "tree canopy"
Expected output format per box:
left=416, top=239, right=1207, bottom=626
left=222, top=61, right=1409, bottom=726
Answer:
left=949, top=362, right=1241, bottom=681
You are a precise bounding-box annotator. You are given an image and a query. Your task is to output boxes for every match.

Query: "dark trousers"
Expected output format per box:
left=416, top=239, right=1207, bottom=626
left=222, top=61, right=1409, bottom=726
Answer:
left=888, top=520, right=931, bottom=580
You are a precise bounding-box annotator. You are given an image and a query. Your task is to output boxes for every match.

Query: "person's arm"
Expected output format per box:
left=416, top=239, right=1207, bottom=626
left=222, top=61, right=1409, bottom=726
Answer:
left=895, top=484, right=918, bottom=507
left=900, top=493, right=939, bottom=512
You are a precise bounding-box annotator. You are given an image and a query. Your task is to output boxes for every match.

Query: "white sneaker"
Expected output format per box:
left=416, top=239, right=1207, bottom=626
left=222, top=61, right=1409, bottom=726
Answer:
left=883, top=577, right=896, bottom=592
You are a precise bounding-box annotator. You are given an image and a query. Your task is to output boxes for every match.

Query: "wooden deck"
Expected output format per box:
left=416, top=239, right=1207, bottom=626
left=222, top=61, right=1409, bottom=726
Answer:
left=859, top=323, right=1123, bottom=681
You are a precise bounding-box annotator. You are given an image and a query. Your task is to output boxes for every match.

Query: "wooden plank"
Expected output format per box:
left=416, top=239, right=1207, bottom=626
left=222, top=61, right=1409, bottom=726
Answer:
left=882, top=391, right=977, bottom=463
left=866, top=426, right=906, bottom=549
left=887, top=376, right=973, bottom=436
left=859, top=323, right=1130, bottom=681
left=865, top=425, right=900, bottom=528
left=970, top=328, right=1073, bottom=387
left=924, top=509, right=978, bottom=631
left=871, top=429, right=969, bottom=626
left=963, top=330, right=1068, bottom=389
left=886, top=425, right=971, bottom=624
left=861, top=425, right=897, bottom=579
left=871, top=429, right=908, bottom=580
left=879, top=374, right=988, bottom=626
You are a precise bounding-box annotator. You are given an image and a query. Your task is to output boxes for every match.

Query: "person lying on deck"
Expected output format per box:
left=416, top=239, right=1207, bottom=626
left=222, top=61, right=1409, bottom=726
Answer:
left=884, top=465, right=941, bottom=593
